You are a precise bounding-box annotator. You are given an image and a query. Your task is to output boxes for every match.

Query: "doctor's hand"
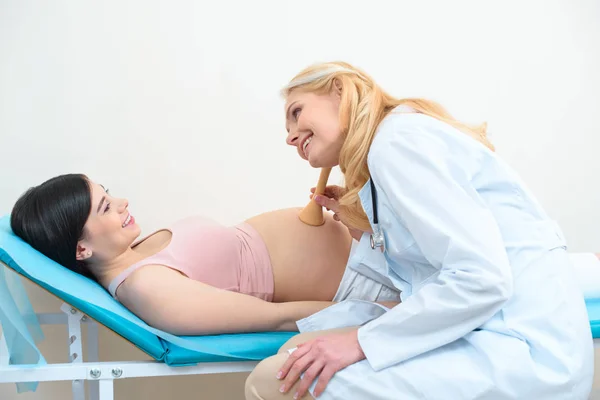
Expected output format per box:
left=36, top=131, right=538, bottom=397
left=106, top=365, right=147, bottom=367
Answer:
left=277, top=328, right=366, bottom=399
left=310, top=186, right=367, bottom=241
left=310, top=184, right=347, bottom=202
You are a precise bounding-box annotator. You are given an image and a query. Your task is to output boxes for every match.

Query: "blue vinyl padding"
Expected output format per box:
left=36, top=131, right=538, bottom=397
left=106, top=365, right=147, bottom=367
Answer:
left=0, top=215, right=296, bottom=367
left=586, top=298, right=600, bottom=339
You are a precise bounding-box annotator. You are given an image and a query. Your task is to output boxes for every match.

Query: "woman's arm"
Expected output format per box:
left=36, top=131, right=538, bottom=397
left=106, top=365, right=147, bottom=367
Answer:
left=116, top=265, right=335, bottom=336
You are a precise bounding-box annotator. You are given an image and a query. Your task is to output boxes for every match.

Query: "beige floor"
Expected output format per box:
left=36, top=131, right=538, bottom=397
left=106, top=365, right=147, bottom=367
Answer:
left=2, top=284, right=600, bottom=400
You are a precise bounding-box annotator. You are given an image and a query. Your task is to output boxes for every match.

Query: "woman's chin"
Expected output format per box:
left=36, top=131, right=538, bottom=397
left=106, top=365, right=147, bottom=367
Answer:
left=128, top=225, right=142, bottom=239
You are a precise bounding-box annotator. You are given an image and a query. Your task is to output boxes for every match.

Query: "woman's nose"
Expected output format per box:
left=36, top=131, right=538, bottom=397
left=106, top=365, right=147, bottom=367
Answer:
left=119, top=198, right=129, bottom=211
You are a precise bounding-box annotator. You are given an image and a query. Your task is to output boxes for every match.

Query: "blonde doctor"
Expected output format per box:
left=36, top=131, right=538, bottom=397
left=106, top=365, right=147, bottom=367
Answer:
left=244, top=61, right=594, bottom=400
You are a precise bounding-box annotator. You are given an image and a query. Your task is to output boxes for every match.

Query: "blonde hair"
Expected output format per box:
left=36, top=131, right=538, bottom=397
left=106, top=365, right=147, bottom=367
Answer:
left=282, top=61, right=494, bottom=232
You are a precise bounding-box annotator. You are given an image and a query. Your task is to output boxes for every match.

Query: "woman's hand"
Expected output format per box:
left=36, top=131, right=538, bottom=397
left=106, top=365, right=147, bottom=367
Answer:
left=277, top=328, right=366, bottom=398
left=310, top=185, right=367, bottom=241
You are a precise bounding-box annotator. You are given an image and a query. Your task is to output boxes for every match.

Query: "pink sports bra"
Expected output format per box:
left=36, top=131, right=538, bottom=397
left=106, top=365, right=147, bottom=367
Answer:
left=107, top=216, right=275, bottom=302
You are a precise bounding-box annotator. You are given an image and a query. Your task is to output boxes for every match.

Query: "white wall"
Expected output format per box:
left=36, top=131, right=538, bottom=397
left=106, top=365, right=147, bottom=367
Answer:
left=1, top=0, right=599, bottom=399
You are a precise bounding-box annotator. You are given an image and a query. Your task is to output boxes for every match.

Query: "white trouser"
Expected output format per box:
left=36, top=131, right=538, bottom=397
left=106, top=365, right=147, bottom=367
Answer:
left=333, top=263, right=401, bottom=302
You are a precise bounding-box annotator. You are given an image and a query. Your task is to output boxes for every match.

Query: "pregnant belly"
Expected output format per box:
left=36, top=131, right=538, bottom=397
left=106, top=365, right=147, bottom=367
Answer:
left=245, top=207, right=353, bottom=302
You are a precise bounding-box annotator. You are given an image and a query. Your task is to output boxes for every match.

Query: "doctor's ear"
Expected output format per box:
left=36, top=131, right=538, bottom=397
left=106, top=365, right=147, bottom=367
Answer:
left=75, top=243, right=92, bottom=261
left=332, top=78, right=343, bottom=96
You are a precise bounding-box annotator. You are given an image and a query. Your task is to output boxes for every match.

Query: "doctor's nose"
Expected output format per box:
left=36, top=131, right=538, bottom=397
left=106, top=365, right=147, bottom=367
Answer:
left=286, top=129, right=299, bottom=147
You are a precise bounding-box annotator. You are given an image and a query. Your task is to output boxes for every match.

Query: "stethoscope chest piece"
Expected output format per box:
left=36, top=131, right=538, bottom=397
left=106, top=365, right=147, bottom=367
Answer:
left=369, top=178, right=385, bottom=252
left=370, top=228, right=385, bottom=252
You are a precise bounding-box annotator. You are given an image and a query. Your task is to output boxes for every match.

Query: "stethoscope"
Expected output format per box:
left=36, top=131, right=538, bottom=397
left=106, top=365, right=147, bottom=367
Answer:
left=369, top=179, right=386, bottom=252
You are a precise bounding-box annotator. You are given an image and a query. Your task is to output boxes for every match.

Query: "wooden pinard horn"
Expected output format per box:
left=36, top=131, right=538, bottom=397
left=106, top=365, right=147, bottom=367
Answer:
left=298, top=167, right=333, bottom=226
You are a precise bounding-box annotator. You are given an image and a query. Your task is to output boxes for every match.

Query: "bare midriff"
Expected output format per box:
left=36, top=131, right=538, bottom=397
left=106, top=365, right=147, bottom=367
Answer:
left=245, top=207, right=353, bottom=303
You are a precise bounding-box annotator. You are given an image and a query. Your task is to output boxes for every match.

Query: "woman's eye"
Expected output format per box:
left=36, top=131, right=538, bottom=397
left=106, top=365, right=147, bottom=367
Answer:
left=105, top=203, right=111, bottom=212
left=293, top=107, right=301, bottom=120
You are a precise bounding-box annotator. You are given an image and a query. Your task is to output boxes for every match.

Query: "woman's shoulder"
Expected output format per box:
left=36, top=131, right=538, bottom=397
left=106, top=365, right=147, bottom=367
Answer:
left=114, top=263, right=188, bottom=304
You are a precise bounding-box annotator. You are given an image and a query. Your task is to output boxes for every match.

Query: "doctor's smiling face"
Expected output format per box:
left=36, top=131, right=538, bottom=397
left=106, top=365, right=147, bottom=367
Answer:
left=284, top=88, right=344, bottom=168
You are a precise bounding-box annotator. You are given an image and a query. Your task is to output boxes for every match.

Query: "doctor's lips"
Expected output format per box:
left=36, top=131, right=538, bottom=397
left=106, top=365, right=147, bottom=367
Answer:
left=300, top=134, right=314, bottom=158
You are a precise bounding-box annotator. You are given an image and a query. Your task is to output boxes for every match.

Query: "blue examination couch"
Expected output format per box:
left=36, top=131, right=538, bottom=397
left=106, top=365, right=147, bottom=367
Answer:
left=1, top=214, right=599, bottom=399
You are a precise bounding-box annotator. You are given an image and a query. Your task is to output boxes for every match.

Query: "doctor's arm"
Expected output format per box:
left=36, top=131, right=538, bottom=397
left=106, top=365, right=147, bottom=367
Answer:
left=357, top=127, right=513, bottom=371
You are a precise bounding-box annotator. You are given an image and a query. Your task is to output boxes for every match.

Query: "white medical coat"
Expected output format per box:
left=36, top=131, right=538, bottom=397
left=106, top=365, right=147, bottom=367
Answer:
left=295, top=110, right=594, bottom=399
